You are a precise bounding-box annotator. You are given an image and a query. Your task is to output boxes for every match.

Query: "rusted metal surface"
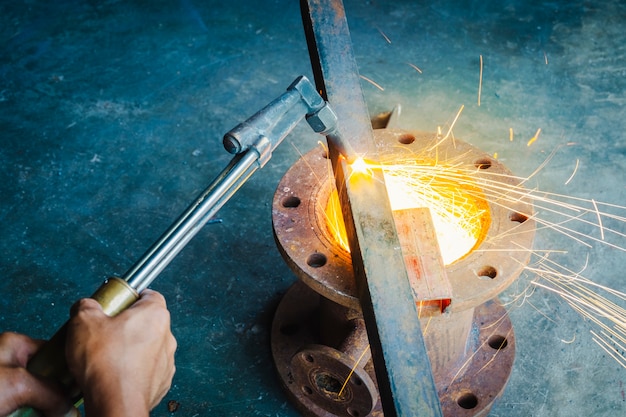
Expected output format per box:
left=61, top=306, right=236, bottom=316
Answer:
left=394, top=208, right=453, bottom=316
left=272, top=146, right=358, bottom=309
left=273, top=130, right=536, bottom=313
left=271, top=128, right=535, bottom=416
left=436, top=300, right=516, bottom=417
left=300, top=0, right=374, bottom=160
left=272, top=281, right=383, bottom=417
left=301, top=1, right=442, bottom=415
left=271, top=283, right=516, bottom=417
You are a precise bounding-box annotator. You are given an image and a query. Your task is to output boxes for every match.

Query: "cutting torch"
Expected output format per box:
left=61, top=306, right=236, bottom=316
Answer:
left=9, top=75, right=354, bottom=417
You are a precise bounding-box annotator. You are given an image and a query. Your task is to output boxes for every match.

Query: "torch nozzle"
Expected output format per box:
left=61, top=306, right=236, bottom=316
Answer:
left=325, top=129, right=358, bottom=164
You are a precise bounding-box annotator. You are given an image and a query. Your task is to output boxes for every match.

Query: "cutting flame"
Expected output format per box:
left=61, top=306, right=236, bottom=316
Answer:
left=325, top=157, right=491, bottom=265
left=350, top=156, right=369, bottom=175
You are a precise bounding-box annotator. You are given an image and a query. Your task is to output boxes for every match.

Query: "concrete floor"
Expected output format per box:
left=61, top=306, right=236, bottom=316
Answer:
left=1, top=0, right=624, bottom=416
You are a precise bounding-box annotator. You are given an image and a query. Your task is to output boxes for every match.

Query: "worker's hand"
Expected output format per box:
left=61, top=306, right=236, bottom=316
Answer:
left=65, top=289, right=177, bottom=417
left=0, top=332, right=76, bottom=417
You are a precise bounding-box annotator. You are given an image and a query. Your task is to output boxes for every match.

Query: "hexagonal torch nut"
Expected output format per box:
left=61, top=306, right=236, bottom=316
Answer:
left=306, top=104, right=337, bottom=135
left=288, top=76, right=324, bottom=110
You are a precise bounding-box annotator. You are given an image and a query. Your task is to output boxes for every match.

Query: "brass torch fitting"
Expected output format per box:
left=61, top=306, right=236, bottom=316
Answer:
left=90, top=277, right=139, bottom=317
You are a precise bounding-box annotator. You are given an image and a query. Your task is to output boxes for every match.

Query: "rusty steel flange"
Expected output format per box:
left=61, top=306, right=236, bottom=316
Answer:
left=272, top=129, right=535, bottom=313
left=437, top=299, right=516, bottom=417
left=271, top=281, right=516, bottom=417
left=271, top=128, right=534, bottom=417
left=272, top=281, right=383, bottom=417
left=290, top=344, right=377, bottom=417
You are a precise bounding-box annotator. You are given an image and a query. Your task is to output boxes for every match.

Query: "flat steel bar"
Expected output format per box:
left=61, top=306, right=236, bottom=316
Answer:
left=394, top=208, right=453, bottom=316
left=301, top=1, right=443, bottom=415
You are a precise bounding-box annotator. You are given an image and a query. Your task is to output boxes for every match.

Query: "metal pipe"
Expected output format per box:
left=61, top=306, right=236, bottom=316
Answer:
left=124, top=149, right=260, bottom=292
left=125, top=75, right=337, bottom=293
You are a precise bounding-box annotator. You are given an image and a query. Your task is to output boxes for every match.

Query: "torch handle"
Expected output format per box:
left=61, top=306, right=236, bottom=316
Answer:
left=8, top=75, right=334, bottom=417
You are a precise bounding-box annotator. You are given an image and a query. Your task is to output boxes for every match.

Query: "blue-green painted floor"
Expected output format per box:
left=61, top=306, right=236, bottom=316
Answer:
left=1, top=1, right=624, bottom=416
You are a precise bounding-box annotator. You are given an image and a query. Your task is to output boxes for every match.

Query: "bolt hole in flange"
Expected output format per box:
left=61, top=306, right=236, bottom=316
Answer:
left=488, top=335, right=509, bottom=350
left=457, top=392, right=479, bottom=410
left=282, top=195, right=301, bottom=208
left=478, top=265, right=498, bottom=279
left=510, top=211, right=529, bottom=223
left=307, top=252, right=327, bottom=268
left=398, top=133, right=416, bottom=144
left=474, top=157, right=492, bottom=169
left=347, top=407, right=361, bottom=417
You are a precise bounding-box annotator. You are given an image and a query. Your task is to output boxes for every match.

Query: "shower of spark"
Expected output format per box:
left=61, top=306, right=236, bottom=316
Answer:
left=434, top=161, right=622, bottom=363
left=321, top=135, right=626, bottom=365
left=527, top=254, right=626, bottom=368
left=324, top=154, right=491, bottom=265
left=381, top=159, right=491, bottom=265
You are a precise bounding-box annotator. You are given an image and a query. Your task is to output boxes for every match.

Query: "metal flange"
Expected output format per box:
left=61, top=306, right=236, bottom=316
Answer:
left=272, top=129, right=535, bottom=313
left=271, top=128, right=535, bottom=417
left=272, top=281, right=516, bottom=417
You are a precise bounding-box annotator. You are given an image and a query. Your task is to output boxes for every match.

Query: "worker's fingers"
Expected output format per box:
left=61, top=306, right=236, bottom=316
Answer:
left=0, top=367, right=77, bottom=417
left=0, top=332, right=43, bottom=367
left=152, top=367, right=177, bottom=407
left=69, top=297, right=104, bottom=318
left=121, top=289, right=177, bottom=406
left=68, top=290, right=167, bottom=320
left=123, top=289, right=171, bottom=326
left=132, top=288, right=167, bottom=308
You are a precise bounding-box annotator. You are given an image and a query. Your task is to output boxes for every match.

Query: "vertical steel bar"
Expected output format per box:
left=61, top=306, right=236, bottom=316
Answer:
left=300, top=0, right=443, bottom=416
